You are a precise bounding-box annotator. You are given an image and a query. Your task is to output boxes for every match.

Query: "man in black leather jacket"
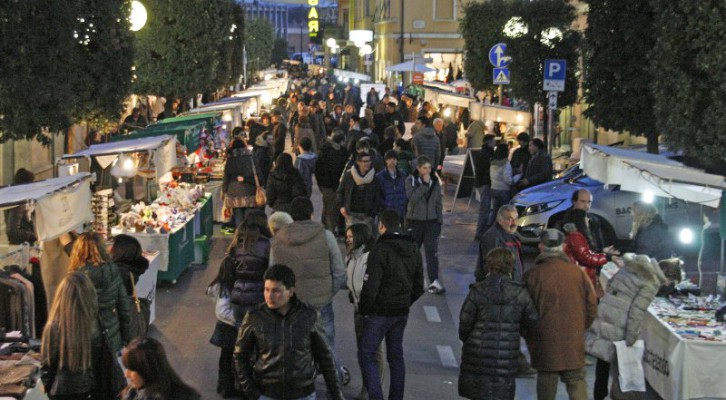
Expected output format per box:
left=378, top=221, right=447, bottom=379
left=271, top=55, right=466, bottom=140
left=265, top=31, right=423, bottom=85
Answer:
left=234, top=264, right=344, bottom=400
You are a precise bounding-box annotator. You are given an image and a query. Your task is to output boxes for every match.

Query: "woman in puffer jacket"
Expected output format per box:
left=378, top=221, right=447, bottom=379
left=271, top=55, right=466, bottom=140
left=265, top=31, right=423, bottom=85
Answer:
left=458, top=248, right=538, bottom=400
left=585, top=253, right=666, bottom=400
left=207, top=210, right=270, bottom=397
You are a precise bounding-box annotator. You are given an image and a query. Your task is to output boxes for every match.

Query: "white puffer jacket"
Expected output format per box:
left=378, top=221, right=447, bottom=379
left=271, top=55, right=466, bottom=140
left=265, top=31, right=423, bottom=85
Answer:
left=345, top=247, right=369, bottom=311
left=585, top=253, right=666, bottom=362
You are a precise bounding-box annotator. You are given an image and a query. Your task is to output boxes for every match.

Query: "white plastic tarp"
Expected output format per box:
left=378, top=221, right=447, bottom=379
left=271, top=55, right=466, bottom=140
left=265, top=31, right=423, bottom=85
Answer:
left=581, top=143, right=726, bottom=208
left=386, top=61, right=435, bottom=73
left=0, top=173, right=94, bottom=241
left=62, top=135, right=177, bottom=181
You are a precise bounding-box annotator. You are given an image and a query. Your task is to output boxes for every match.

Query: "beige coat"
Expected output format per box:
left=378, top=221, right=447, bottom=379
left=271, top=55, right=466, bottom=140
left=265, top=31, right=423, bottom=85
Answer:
left=523, top=251, right=598, bottom=372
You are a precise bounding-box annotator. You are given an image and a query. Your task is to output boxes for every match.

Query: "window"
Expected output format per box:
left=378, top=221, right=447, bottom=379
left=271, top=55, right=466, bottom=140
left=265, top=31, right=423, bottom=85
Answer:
left=433, top=0, right=455, bottom=20
left=376, top=0, right=391, bottom=20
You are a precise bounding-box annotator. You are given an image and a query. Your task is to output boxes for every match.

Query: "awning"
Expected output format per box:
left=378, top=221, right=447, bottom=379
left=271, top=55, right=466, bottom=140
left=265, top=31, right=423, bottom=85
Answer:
left=581, top=143, right=726, bottom=208
left=62, top=135, right=178, bottom=181
left=386, top=61, right=436, bottom=73
left=331, top=69, right=371, bottom=82
left=0, top=174, right=94, bottom=241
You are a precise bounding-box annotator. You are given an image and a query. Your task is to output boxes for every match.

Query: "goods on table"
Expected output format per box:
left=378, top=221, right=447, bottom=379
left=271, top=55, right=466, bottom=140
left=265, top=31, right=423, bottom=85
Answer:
left=650, top=297, right=726, bottom=341
left=115, top=182, right=206, bottom=234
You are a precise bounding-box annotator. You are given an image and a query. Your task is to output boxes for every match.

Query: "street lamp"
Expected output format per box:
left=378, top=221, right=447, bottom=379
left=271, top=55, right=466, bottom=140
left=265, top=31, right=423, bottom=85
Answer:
left=129, top=1, right=147, bottom=31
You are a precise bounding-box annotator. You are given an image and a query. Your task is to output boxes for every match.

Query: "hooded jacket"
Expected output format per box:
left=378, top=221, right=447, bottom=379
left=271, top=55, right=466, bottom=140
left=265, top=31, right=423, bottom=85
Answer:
left=404, top=171, right=443, bottom=223
left=265, top=169, right=307, bottom=213
left=585, top=254, right=666, bottom=363
left=458, top=275, right=538, bottom=400
left=270, top=220, right=345, bottom=308
left=223, top=146, right=256, bottom=198
left=489, top=158, right=514, bottom=191
left=294, top=152, right=317, bottom=197
left=411, top=127, right=441, bottom=169
left=315, top=139, right=348, bottom=190
left=376, top=167, right=408, bottom=219
left=235, top=295, right=344, bottom=400
left=346, top=246, right=369, bottom=311
left=358, top=232, right=424, bottom=316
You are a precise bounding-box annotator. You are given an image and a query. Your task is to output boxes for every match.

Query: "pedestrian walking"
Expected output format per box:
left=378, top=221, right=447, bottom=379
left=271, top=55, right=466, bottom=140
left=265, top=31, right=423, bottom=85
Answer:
left=377, top=150, right=408, bottom=222
left=458, top=248, right=539, bottom=400
left=523, top=229, right=598, bottom=400
left=266, top=153, right=307, bottom=213
left=337, top=151, right=381, bottom=230
left=358, top=210, right=424, bottom=400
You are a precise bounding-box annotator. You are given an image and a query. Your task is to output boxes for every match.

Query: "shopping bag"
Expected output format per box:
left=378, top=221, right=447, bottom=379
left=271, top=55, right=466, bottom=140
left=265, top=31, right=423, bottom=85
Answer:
left=614, top=340, right=646, bottom=393
left=220, top=196, right=233, bottom=223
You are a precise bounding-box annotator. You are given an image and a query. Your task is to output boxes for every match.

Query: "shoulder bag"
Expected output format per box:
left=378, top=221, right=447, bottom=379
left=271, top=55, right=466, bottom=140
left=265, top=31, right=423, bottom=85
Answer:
left=128, top=272, right=150, bottom=338
left=251, top=159, right=267, bottom=207
left=96, top=315, right=127, bottom=399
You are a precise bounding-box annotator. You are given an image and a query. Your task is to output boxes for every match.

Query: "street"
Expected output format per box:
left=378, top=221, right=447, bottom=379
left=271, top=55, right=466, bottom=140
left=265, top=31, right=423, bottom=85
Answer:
left=148, top=182, right=680, bottom=399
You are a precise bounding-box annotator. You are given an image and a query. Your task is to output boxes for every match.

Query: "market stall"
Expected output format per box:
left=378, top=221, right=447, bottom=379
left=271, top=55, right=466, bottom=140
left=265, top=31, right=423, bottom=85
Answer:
left=469, top=102, right=532, bottom=142
left=60, top=136, right=213, bottom=283
left=114, top=112, right=222, bottom=153
left=642, top=297, right=726, bottom=399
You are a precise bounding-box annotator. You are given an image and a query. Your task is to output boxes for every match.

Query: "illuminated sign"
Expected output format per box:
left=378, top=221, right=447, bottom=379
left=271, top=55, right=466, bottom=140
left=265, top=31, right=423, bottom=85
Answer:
left=308, top=0, right=319, bottom=38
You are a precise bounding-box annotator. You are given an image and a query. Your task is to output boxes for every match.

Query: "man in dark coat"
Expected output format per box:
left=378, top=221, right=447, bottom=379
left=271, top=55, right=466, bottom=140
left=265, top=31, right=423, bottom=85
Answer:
left=510, top=132, right=531, bottom=177
left=385, top=102, right=406, bottom=137
left=459, top=248, right=538, bottom=400
left=474, top=134, right=496, bottom=240
left=358, top=210, right=424, bottom=400
left=477, top=204, right=524, bottom=282
left=518, top=138, right=553, bottom=189
left=270, top=110, right=288, bottom=160
left=523, top=229, right=597, bottom=400
left=315, top=131, right=348, bottom=234
left=235, top=265, right=344, bottom=400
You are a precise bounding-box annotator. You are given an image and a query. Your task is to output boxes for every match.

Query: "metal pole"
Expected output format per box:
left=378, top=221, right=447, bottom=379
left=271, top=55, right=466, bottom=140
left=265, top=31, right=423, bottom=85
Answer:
left=547, top=103, right=553, bottom=154
left=498, top=85, right=502, bottom=106
left=243, top=45, right=248, bottom=90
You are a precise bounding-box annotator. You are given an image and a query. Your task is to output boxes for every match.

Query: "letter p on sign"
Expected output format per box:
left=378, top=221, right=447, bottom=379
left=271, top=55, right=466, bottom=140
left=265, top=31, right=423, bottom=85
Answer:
left=543, top=59, right=566, bottom=92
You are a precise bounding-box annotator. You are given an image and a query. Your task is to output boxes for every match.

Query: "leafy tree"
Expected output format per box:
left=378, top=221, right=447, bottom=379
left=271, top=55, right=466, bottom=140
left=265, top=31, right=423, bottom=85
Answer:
left=271, top=38, right=290, bottom=66
left=213, top=1, right=245, bottom=89
left=72, top=0, right=135, bottom=129
left=461, top=0, right=579, bottom=108
left=583, top=0, right=658, bottom=153
left=649, top=0, right=726, bottom=163
left=133, top=0, right=230, bottom=103
left=245, top=18, right=274, bottom=79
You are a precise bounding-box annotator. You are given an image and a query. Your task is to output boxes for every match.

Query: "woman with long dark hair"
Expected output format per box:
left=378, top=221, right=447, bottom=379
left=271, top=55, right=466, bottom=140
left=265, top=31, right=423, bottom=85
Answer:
left=265, top=153, right=307, bottom=213
left=207, top=209, right=270, bottom=397
left=121, top=337, right=200, bottom=400
left=111, top=234, right=149, bottom=296
left=41, top=272, right=100, bottom=400
left=69, top=232, right=131, bottom=353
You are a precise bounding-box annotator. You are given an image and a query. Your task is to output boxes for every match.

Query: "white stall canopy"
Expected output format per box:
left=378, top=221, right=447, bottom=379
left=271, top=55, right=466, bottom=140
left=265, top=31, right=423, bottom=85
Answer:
left=469, top=102, right=532, bottom=127
left=581, top=143, right=726, bottom=208
left=386, top=61, right=436, bottom=73
left=0, top=173, right=94, bottom=241
left=62, top=135, right=177, bottom=181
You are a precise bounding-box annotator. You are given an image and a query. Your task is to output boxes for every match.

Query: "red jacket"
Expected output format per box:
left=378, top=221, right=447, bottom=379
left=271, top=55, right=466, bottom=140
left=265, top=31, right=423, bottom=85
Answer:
left=564, top=231, right=607, bottom=288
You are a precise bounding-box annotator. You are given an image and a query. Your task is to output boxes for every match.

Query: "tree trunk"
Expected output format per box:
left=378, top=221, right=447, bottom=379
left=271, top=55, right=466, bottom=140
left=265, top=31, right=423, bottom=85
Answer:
left=646, top=132, right=659, bottom=154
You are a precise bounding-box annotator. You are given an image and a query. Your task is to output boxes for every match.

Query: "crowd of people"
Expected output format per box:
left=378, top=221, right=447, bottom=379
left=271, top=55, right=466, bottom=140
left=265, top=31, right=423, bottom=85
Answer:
left=32, top=72, right=687, bottom=400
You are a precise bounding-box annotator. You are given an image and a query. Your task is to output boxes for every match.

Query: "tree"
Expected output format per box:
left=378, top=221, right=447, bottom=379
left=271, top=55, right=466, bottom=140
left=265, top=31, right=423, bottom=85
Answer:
left=649, top=1, right=726, bottom=163
left=213, top=1, right=245, bottom=89
left=133, top=0, right=232, bottom=103
left=461, top=0, right=579, bottom=108
left=271, top=38, right=290, bottom=66
left=583, top=0, right=659, bottom=153
left=245, top=18, right=274, bottom=80
left=71, top=0, right=135, bottom=129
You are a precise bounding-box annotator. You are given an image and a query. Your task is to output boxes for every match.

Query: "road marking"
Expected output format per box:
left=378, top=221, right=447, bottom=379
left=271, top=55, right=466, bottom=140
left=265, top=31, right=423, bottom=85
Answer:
left=436, top=345, right=459, bottom=368
left=423, top=305, right=441, bottom=323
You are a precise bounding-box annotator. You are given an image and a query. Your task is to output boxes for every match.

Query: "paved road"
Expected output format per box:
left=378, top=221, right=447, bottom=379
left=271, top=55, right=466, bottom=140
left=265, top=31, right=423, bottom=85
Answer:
left=148, top=182, right=688, bottom=399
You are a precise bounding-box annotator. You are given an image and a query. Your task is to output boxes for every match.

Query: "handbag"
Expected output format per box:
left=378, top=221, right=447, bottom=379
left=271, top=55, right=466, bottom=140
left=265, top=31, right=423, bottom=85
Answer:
left=95, top=315, right=126, bottom=400
left=127, top=272, right=150, bottom=338
left=613, top=340, right=646, bottom=394
left=251, top=160, right=267, bottom=206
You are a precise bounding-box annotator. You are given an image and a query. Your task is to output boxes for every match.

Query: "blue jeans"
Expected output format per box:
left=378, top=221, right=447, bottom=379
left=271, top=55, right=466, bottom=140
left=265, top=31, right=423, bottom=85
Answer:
left=475, top=185, right=492, bottom=238
left=491, top=189, right=511, bottom=218
left=318, top=303, right=343, bottom=381
left=358, top=314, right=409, bottom=400
left=408, top=220, right=441, bottom=282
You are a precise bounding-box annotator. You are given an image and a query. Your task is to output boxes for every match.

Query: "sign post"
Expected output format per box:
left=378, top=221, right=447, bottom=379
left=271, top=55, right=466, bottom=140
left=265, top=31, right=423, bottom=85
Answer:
left=542, top=59, right=566, bottom=154
left=489, top=43, right=512, bottom=105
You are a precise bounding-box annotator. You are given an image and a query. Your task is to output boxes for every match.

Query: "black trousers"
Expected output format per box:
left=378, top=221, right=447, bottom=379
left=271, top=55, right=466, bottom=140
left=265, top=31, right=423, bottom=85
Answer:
left=594, top=359, right=610, bottom=400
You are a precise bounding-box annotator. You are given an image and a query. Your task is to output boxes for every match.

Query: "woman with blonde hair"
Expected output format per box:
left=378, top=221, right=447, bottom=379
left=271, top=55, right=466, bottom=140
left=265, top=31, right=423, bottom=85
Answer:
left=69, top=232, right=132, bottom=353
left=40, top=272, right=99, bottom=399
left=629, top=200, right=671, bottom=260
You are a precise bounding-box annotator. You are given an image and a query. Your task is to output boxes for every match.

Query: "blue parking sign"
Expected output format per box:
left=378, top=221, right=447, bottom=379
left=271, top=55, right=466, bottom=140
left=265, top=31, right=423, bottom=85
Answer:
left=543, top=59, right=566, bottom=91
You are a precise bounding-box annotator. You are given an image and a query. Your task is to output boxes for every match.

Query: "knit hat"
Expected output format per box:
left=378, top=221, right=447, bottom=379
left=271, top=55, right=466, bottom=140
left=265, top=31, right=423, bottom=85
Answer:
left=540, top=229, right=565, bottom=247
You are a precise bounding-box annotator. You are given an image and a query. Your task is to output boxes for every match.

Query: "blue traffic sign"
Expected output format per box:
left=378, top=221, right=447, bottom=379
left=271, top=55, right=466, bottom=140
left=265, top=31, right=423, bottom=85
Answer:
left=489, top=43, right=511, bottom=68
left=493, top=67, right=510, bottom=85
left=543, top=59, right=566, bottom=91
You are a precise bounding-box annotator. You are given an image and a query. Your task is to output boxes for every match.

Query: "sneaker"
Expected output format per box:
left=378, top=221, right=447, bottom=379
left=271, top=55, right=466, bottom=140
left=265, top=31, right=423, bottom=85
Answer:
left=428, top=279, right=446, bottom=295
left=220, top=227, right=235, bottom=236
left=517, top=366, right=538, bottom=377
left=340, top=366, right=351, bottom=386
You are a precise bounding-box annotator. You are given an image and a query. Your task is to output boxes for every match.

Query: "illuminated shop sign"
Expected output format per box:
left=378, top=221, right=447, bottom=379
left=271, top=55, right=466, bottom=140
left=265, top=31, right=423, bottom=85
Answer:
left=308, top=0, right=319, bottom=38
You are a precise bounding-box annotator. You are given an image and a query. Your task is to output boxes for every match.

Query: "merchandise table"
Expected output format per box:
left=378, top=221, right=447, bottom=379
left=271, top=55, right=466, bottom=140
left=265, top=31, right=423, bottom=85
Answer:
left=641, top=298, right=726, bottom=399
left=111, top=216, right=195, bottom=284
left=136, top=251, right=160, bottom=324
left=205, top=181, right=225, bottom=223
